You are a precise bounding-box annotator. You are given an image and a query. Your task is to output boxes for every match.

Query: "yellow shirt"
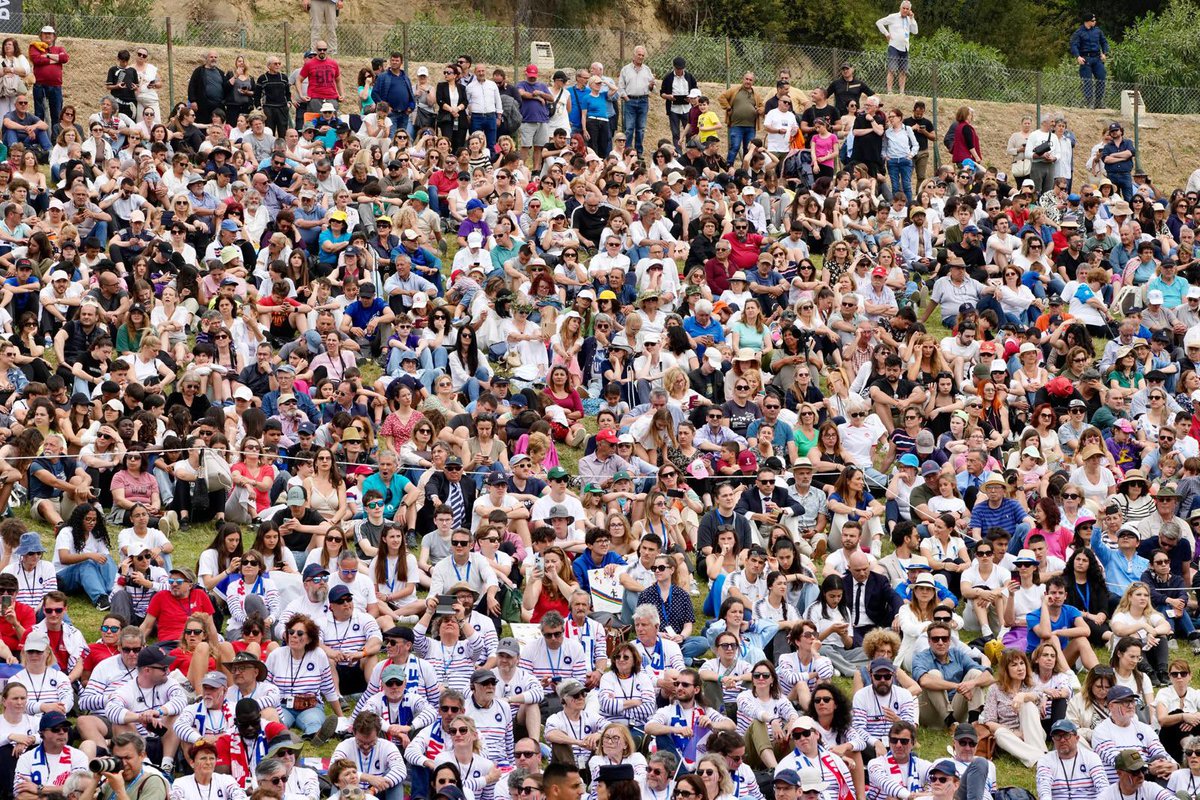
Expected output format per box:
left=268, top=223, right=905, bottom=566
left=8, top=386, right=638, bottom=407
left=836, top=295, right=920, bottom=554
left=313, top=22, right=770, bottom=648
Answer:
left=698, top=110, right=721, bottom=141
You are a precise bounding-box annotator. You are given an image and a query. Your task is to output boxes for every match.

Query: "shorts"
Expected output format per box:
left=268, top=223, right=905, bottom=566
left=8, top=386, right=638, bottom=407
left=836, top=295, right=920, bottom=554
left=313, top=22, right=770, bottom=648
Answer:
left=887, top=46, right=910, bottom=73
left=520, top=122, right=549, bottom=148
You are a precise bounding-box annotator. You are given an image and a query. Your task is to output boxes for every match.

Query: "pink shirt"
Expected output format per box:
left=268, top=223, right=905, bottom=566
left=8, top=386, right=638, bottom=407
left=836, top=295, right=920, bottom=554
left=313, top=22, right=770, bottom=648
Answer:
left=111, top=469, right=157, bottom=506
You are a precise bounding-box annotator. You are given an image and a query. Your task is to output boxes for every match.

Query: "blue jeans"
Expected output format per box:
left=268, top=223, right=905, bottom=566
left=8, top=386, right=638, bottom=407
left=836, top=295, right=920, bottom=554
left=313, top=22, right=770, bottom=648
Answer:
left=1109, top=171, right=1134, bottom=202
left=426, top=184, right=441, bottom=216
left=3, top=127, right=51, bottom=150
left=419, top=346, right=448, bottom=372
left=33, top=85, right=61, bottom=132
left=387, top=110, right=410, bottom=138
left=1080, top=56, right=1107, bottom=108
left=1029, top=277, right=1066, bottom=299
left=58, top=556, right=117, bottom=604
left=623, top=96, right=649, bottom=155
left=680, top=635, right=710, bottom=666
left=470, top=113, right=498, bottom=150
left=887, top=157, right=914, bottom=204
left=727, top=125, right=755, bottom=166
left=281, top=705, right=329, bottom=735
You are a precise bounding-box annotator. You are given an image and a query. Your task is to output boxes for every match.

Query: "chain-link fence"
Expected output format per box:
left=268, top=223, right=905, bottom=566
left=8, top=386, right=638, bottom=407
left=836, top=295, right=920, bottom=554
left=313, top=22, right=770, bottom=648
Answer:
left=16, top=13, right=1200, bottom=119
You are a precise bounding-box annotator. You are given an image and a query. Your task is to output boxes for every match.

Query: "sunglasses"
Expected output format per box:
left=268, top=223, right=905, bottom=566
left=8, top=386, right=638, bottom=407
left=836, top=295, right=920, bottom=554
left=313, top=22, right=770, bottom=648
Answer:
left=184, top=628, right=204, bottom=636
left=889, top=736, right=912, bottom=745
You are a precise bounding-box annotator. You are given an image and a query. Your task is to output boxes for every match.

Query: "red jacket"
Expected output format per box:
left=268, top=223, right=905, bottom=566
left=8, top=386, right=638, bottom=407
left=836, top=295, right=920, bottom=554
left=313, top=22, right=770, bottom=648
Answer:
left=0, top=602, right=34, bottom=654
left=29, top=44, right=68, bottom=87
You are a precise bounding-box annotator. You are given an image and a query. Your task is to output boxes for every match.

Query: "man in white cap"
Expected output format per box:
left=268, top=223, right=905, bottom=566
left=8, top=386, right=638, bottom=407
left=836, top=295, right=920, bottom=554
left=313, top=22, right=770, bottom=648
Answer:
left=174, top=671, right=235, bottom=744
left=38, top=270, right=83, bottom=326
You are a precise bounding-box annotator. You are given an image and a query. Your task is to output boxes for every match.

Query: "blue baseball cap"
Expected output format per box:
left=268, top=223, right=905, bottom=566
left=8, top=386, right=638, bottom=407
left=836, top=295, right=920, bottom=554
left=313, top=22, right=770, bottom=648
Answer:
left=898, top=453, right=920, bottom=468
left=328, top=584, right=352, bottom=602
left=466, top=198, right=485, bottom=212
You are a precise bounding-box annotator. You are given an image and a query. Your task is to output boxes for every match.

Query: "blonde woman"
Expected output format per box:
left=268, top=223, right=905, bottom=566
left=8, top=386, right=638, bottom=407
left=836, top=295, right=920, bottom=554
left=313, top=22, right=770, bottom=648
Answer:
left=587, top=723, right=646, bottom=799
left=695, top=753, right=736, bottom=800
left=1111, top=581, right=1172, bottom=684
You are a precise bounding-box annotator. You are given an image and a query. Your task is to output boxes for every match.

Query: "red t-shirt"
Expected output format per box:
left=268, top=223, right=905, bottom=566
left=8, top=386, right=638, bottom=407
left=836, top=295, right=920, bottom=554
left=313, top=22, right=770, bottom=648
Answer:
left=0, top=603, right=34, bottom=653
left=146, top=588, right=215, bottom=641
left=81, top=640, right=119, bottom=676
left=299, top=57, right=341, bottom=100
left=168, top=646, right=217, bottom=679
left=47, top=629, right=68, bottom=671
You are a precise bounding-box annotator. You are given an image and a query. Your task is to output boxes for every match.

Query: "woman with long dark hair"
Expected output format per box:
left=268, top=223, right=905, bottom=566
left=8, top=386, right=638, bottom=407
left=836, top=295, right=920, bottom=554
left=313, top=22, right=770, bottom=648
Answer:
left=55, top=503, right=117, bottom=610
left=802, top=576, right=862, bottom=677
left=448, top=326, right=490, bottom=401
left=1066, top=547, right=1110, bottom=646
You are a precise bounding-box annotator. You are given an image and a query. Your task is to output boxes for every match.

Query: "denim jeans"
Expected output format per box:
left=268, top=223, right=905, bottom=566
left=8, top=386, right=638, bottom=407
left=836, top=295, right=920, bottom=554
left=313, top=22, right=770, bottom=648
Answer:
left=887, top=157, right=914, bottom=204
left=727, top=125, right=756, bottom=166
left=281, top=705, right=329, bottom=735
left=388, top=111, right=411, bottom=138
left=1080, top=56, right=1107, bottom=108
left=623, top=96, right=649, bottom=155
left=1109, top=171, right=1134, bottom=202
left=419, top=346, right=449, bottom=372
left=470, top=113, right=498, bottom=150
left=33, top=85, right=61, bottom=132
left=3, top=128, right=51, bottom=151
left=58, top=556, right=118, bottom=604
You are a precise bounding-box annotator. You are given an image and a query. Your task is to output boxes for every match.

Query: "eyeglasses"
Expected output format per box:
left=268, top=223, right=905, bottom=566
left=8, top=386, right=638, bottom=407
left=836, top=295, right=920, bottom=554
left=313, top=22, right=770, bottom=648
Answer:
left=43, top=607, right=64, bottom=615
left=100, top=625, right=121, bottom=633
left=1171, top=671, right=1190, bottom=678
left=976, top=549, right=993, bottom=556
left=265, top=776, right=287, bottom=785
left=929, top=776, right=954, bottom=785
left=121, top=646, right=142, bottom=654
left=792, top=730, right=815, bottom=739
left=1062, top=493, right=1080, bottom=500
left=813, top=695, right=834, bottom=704
left=697, top=770, right=717, bottom=778
left=850, top=412, right=866, bottom=419
left=652, top=564, right=672, bottom=573
left=889, top=736, right=912, bottom=745
left=734, top=385, right=750, bottom=391
left=515, top=750, right=538, bottom=758
left=872, top=673, right=894, bottom=681
left=452, top=540, right=471, bottom=547
left=929, top=635, right=950, bottom=643
left=1186, top=749, right=1200, bottom=757
left=287, top=629, right=307, bottom=637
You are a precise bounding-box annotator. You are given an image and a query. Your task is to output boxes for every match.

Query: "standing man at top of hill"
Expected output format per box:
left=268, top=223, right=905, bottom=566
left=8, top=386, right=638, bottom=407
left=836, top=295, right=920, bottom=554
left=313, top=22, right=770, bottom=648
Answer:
left=299, top=42, right=342, bottom=113
left=827, top=62, right=873, bottom=116
left=28, top=25, right=67, bottom=130
left=1070, top=13, right=1109, bottom=109
left=876, top=1, right=918, bottom=96
left=303, top=0, right=342, bottom=56
left=617, top=46, right=655, bottom=158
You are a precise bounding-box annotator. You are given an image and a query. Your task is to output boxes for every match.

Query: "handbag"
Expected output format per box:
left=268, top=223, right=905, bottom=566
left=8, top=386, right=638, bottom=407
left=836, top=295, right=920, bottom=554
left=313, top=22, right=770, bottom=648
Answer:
left=1031, top=141, right=1052, bottom=157
left=201, top=448, right=233, bottom=492
left=291, top=693, right=318, bottom=711
left=1011, top=158, right=1031, bottom=178
left=973, top=722, right=996, bottom=759
left=0, top=71, right=22, bottom=99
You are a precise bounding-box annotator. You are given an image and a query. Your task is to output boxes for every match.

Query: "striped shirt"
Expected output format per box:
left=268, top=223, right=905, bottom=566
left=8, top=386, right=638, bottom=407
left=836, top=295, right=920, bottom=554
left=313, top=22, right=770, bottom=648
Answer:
left=227, top=681, right=282, bottom=714
left=565, top=615, right=608, bottom=671
left=105, top=677, right=188, bottom=736
left=331, top=738, right=407, bottom=789
left=545, top=708, right=606, bottom=768
left=227, top=575, right=281, bottom=628
left=734, top=690, right=797, bottom=736
left=464, top=610, right=499, bottom=663
left=12, top=667, right=73, bottom=716
left=354, top=655, right=441, bottom=717
left=404, top=719, right=449, bottom=768
left=519, top=638, right=590, bottom=686
left=173, top=698, right=235, bottom=743
left=320, top=610, right=382, bottom=654
left=265, top=647, right=337, bottom=703
left=1091, top=718, right=1172, bottom=783
left=597, top=670, right=657, bottom=726
left=464, top=696, right=514, bottom=768
left=14, top=745, right=88, bottom=789
left=968, top=497, right=1028, bottom=535
left=110, top=567, right=169, bottom=616
left=412, top=624, right=488, bottom=695
left=79, top=653, right=137, bottom=712
left=2, top=562, right=57, bottom=608
left=866, top=754, right=932, bottom=800
left=433, top=751, right=498, bottom=800
left=776, top=653, right=834, bottom=699
left=496, top=666, right=545, bottom=707
left=1036, top=749, right=1108, bottom=800
left=169, top=773, right=248, bottom=800
left=776, top=751, right=849, bottom=800
left=851, top=686, right=917, bottom=748
left=359, top=690, right=437, bottom=742
left=700, top=657, right=751, bottom=706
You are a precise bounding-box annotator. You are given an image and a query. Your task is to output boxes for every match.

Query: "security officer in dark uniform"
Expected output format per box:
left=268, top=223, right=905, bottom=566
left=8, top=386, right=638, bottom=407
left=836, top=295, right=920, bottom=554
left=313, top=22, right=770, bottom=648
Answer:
left=826, top=62, right=874, bottom=117
left=1069, top=13, right=1109, bottom=109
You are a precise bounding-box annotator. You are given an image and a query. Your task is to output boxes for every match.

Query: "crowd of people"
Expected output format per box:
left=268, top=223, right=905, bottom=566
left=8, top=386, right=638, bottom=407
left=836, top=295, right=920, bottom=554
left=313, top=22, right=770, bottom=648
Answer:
left=0, top=15, right=1198, bottom=800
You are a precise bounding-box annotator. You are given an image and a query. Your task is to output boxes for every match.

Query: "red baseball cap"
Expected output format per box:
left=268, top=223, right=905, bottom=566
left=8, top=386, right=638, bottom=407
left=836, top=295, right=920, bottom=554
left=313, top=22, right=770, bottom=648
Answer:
left=596, top=429, right=618, bottom=444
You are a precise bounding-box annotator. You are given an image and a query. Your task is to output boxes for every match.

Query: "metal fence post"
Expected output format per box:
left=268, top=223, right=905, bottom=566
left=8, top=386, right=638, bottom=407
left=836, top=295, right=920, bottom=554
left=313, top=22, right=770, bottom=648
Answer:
left=619, top=28, right=625, bottom=65
left=165, top=16, right=175, bottom=111
left=931, top=63, right=940, bottom=171
left=513, top=24, right=520, bottom=86
left=239, top=24, right=247, bottom=49
left=1035, top=71, right=1042, bottom=126
left=724, top=36, right=730, bottom=89
left=1133, top=85, right=1142, bottom=172
left=283, top=21, right=291, bottom=74
left=401, top=23, right=409, bottom=72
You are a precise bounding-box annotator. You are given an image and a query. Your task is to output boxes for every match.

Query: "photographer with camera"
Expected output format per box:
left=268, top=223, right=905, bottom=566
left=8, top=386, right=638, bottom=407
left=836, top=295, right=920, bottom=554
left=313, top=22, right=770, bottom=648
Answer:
left=13, top=711, right=87, bottom=800
left=77, top=733, right=168, bottom=800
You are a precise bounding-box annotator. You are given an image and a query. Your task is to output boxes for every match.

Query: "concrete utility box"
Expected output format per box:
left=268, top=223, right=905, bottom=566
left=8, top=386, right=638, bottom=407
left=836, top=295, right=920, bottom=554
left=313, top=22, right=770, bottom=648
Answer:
left=1121, top=89, right=1141, bottom=119
left=530, top=41, right=555, bottom=74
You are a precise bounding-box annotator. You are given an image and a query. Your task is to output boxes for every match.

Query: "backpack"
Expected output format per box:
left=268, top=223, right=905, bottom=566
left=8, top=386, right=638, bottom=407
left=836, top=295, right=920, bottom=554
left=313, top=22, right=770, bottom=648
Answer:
left=499, top=93, right=522, bottom=137
left=943, top=121, right=958, bottom=152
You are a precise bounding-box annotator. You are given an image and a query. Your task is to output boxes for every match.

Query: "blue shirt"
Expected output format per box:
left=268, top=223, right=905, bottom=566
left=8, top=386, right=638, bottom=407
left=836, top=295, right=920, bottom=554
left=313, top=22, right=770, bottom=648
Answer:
left=911, top=643, right=978, bottom=686
left=1090, top=525, right=1148, bottom=595
left=580, top=91, right=609, bottom=122
left=1100, top=140, right=1136, bottom=176
left=746, top=418, right=794, bottom=449
left=1025, top=604, right=1083, bottom=652
left=969, top=497, right=1027, bottom=535
left=682, top=316, right=726, bottom=359
left=360, top=471, right=413, bottom=519
left=571, top=549, right=626, bottom=592
left=345, top=297, right=388, bottom=329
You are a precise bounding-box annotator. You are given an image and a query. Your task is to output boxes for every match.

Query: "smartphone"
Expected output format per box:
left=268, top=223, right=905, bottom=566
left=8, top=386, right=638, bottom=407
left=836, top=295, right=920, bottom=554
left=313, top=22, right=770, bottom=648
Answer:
left=535, top=554, right=544, bottom=573
left=2, top=596, right=12, bottom=612
left=667, top=489, right=685, bottom=498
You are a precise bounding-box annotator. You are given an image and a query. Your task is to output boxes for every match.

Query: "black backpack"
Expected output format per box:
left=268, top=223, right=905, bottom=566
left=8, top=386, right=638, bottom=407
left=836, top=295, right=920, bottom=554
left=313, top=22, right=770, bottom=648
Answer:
left=500, top=93, right=522, bottom=137
left=943, top=121, right=958, bottom=152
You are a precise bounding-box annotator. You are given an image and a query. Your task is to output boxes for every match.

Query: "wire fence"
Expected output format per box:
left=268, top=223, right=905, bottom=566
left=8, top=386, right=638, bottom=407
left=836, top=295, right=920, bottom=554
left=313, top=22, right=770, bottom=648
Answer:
left=14, top=13, right=1200, bottom=120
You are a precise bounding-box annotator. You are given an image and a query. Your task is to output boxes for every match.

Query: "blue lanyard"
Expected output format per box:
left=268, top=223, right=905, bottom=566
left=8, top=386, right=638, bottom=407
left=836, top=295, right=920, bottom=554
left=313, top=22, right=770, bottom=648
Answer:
left=357, top=744, right=376, bottom=775
left=548, top=645, right=563, bottom=678
left=251, top=575, right=264, bottom=596
left=452, top=560, right=472, bottom=584
left=648, top=639, right=665, bottom=671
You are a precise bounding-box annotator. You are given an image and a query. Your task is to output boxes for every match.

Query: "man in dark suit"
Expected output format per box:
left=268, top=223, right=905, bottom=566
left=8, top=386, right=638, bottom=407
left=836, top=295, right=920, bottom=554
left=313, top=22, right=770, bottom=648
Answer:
left=843, top=550, right=901, bottom=647
left=735, top=466, right=804, bottom=535
left=418, top=454, right=478, bottom=534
